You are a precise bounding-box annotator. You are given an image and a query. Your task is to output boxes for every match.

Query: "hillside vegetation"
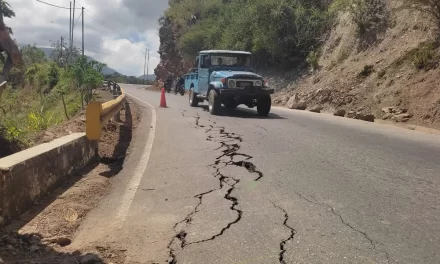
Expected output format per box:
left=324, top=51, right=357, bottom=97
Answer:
left=156, top=0, right=440, bottom=129
left=0, top=43, right=106, bottom=158
left=155, top=0, right=332, bottom=77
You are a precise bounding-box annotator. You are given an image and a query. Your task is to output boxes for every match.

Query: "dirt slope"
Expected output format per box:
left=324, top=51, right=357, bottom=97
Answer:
left=272, top=1, right=440, bottom=129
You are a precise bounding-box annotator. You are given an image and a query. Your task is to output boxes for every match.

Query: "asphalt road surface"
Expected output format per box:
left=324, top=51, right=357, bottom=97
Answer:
left=73, top=84, right=440, bottom=264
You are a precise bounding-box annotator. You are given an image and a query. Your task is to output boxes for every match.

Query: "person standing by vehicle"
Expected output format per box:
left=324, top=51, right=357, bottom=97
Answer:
left=165, top=74, right=173, bottom=93
left=174, top=75, right=185, bottom=94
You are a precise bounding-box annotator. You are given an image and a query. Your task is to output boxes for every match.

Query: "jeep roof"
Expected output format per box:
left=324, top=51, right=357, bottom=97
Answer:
left=199, top=50, right=252, bottom=55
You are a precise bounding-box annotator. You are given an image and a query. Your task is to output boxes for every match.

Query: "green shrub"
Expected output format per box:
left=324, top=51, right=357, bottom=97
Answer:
left=48, top=63, right=60, bottom=89
left=411, top=42, right=437, bottom=70
left=392, top=41, right=438, bottom=70
left=331, top=0, right=388, bottom=36
left=358, top=64, right=374, bottom=77
left=337, top=48, right=351, bottom=63
left=306, top=51, right=320, bottom=72
left=27, top=107, right=59, bottom=131
left=3, top=120, right=23, bottom=141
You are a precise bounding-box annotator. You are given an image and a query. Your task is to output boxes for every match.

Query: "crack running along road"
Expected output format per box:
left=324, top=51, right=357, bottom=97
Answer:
left=168, top=111, right=265, bottom=263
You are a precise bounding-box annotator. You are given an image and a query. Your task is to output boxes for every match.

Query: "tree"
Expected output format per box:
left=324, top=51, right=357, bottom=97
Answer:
left=50, top=40, right=81, bottom=66
left=89, top=60, right=106, bottom=73
left=155, top=0, right=332, bottom=77
left=1, top=1, right=15, bottom=34
left=20, top=44, right=47, bottom=66
left=48, top=62, right=59, bottom=89
left=70, top=55, right=103, bottom=107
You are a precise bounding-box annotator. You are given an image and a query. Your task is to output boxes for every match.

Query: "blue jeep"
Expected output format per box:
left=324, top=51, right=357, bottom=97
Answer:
left=184, top=50, right=274, bottom=116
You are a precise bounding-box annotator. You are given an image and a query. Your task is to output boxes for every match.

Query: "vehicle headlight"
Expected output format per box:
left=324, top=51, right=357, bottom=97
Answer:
left=254, top=80, right=263, bottom=87
left=228, top=80, right=236, bottom=88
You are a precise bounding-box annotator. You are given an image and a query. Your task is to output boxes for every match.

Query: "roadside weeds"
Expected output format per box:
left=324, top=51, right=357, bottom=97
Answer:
left=0, top=98, right=142, bottom=264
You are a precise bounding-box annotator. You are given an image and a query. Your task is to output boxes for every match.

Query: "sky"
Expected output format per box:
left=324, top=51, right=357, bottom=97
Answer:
left=6, top=0, right=169, bottom=77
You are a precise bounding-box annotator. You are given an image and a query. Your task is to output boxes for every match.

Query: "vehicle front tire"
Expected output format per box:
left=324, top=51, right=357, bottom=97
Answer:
left=223, top=97, right=237, bottom=111
left=189, top=88, right=198, bottom=107
left=208, top=89, right=221, bottom=115
left=257, top=95, right=271, bottom=116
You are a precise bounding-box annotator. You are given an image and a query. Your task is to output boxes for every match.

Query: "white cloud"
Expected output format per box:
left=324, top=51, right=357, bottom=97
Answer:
left=6, top=0, right=167, bottom=76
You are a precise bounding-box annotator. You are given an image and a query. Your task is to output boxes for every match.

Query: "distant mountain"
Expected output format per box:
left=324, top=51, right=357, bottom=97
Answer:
left=19, top=44, right=119, bottom=75
left=139, top=74, right=156, bottom=80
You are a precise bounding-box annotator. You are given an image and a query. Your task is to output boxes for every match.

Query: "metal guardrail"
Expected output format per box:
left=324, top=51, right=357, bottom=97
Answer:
left=85, top=88, right=126, bottom=140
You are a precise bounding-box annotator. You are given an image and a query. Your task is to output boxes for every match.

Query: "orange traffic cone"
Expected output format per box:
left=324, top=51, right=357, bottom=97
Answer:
left=160, top=87, right=167, bottom=108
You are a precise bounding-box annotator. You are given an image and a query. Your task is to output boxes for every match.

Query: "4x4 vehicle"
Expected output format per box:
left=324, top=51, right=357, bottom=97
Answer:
left=184, top=50, right=274, bottom=116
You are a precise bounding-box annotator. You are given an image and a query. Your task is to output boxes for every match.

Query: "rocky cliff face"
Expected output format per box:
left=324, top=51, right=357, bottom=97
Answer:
left=154, top=16, right=192, bottom=80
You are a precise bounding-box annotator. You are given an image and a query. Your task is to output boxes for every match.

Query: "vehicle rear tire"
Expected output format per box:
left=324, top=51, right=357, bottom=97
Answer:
left=257, top=95, right=271, bottom=116
left=189, top=88, right=198, bottom=107
left=208, top=89, right=221, bottom=115
left=180, top=86, right=185, bottom=96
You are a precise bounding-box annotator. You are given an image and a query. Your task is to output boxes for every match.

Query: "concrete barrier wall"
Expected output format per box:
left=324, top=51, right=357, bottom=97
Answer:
left=0, top=133, right=97, bottom=225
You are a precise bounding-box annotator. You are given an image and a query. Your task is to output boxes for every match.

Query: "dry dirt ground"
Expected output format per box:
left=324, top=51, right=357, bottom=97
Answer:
left=0, top=97, right=142, bottom=264
left=270, top=1, right=440, bottom=130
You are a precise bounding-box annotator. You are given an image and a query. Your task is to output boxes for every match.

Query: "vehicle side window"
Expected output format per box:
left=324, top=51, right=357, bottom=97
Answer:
left=200, top=55, right=210, bottom=68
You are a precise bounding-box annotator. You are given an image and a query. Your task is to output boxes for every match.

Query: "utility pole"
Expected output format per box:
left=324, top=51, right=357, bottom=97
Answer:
left=60, top=36, right=63, bottom=64
left=68, top=1, right=72, bottom=64
left=70, top=0, right=76, bottom=64
left=144, top=48, right=147, bottom=84
left=81, top=7, right=84, bottom=56
left=147, top=49, right=150, bottom=83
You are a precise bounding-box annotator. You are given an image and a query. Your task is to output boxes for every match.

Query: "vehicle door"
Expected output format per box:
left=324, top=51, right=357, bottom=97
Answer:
left=197, top=54, right=210, bottom=96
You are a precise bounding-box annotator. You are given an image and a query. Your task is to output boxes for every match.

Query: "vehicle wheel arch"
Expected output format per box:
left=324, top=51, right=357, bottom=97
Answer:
left=207, top=84, right=218, bottom=96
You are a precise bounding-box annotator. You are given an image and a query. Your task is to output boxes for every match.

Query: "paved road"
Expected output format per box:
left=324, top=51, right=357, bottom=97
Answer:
left=74, top=84, right=440, bottom=264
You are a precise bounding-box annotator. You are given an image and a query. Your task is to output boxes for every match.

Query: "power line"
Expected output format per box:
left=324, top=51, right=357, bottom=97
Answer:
left=73, top=11, right=81, bottom=29
left=67, top=37, right=144, bottom=58
left=36, top=0, right=81, bottom=9
left=72, top=40, right=144, bottom=58
left=73, top=0, right=149, bottom=50
left=86, top=11, right=148, bottom=50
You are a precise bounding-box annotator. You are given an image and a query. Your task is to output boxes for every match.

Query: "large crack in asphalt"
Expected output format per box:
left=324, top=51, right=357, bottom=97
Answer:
left=271, top=202, right=296, bottom=264
left=284, top=187, right=391, bottom=264
left=167, top=111, right=264, bottom=264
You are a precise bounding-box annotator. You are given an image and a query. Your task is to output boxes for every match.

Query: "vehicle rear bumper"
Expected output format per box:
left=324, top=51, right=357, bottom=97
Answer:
left=219, top=87, right=274, bottom=96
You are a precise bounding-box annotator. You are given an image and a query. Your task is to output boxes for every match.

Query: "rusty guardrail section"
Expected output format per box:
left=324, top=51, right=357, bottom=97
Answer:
left=86, top=88, right=125, bottom=140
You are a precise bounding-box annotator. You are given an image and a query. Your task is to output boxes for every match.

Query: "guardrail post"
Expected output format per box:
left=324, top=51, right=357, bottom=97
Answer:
left=86, top=101, right=102, bottom=140
left=112, top=87, right=118, bottom=99
left=86, top=87, right=125, bottom=142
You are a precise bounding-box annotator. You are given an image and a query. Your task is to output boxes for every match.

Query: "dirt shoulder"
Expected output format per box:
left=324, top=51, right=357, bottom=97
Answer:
left=0, top=98, right=142, bottom=264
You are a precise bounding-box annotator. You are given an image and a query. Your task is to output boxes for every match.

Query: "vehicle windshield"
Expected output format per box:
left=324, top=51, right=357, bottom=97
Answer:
left=210, top=53, right=251, bottom=68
